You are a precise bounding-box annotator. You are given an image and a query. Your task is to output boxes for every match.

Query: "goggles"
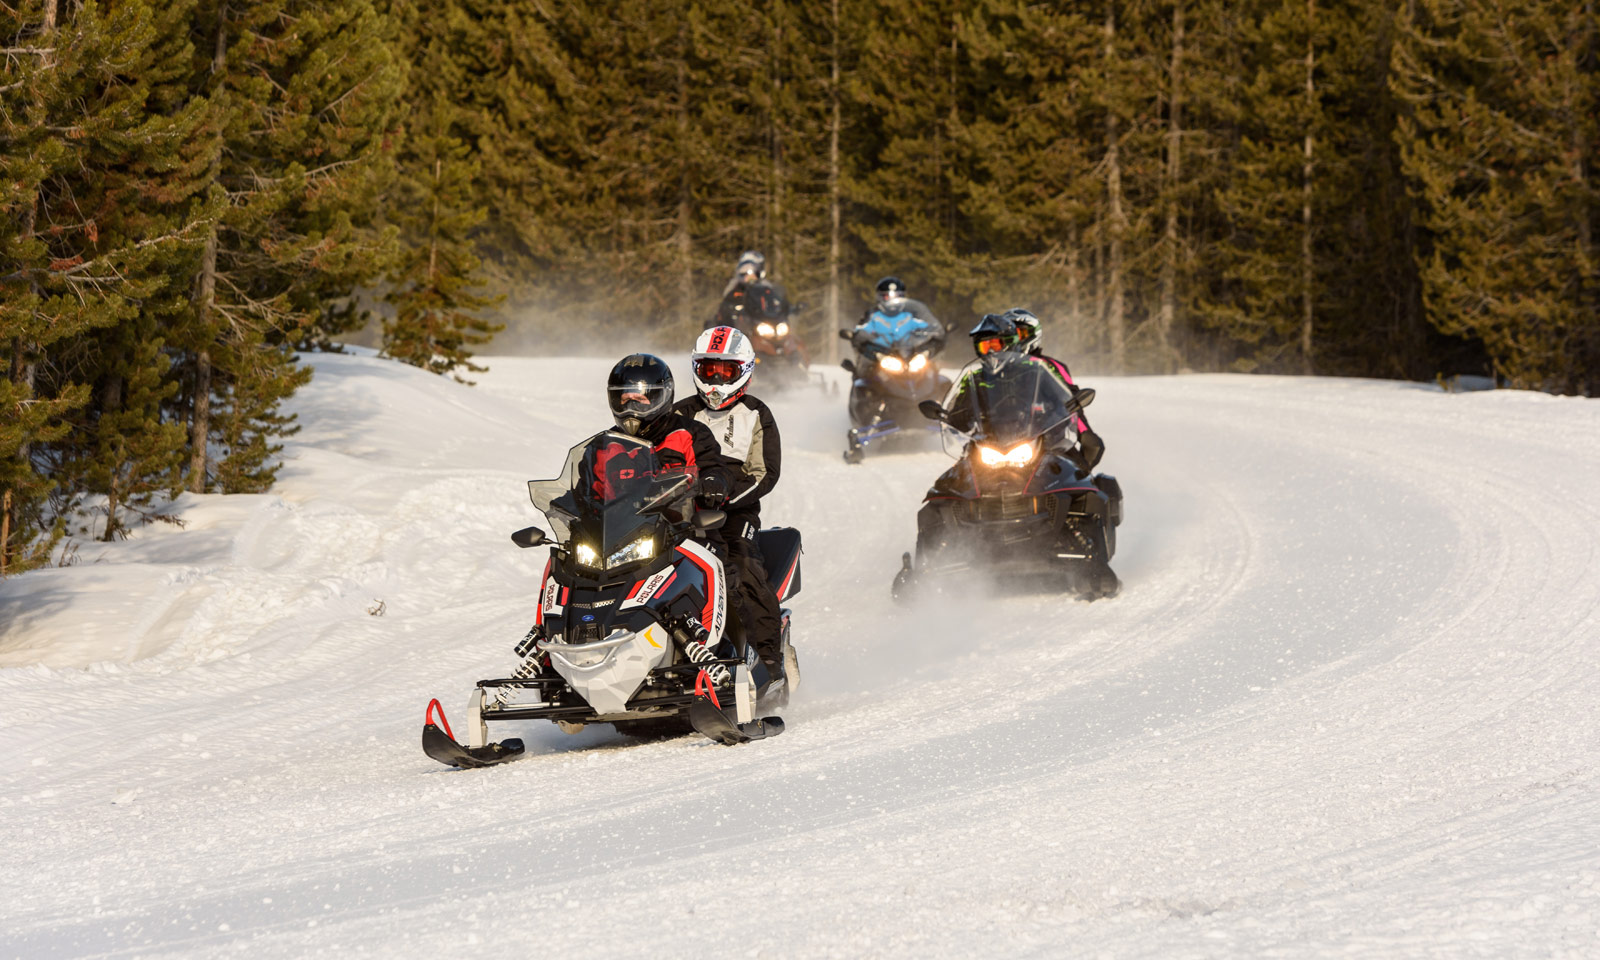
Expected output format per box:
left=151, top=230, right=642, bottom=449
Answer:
left=694, top=358, right=745, bottom=384
left=975, top=336, right=1011, bottom=356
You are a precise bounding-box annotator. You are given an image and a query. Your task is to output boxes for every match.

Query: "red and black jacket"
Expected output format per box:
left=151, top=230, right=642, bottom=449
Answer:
left=639, top=411, right=733, bottom=503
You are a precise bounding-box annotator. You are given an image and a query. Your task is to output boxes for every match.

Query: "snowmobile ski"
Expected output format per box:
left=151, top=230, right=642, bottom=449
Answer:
left=422, top=722, right=526, bottom=769
left=688, top=698, right=785, bottom=745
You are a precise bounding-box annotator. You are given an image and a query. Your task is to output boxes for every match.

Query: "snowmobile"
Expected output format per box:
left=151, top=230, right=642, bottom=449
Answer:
left=840, top=309, right=951, bottom=463
left=891, top=356, right=1123, bottom=602
left=422, top=431, right=803, bottom=769
left=711, top=282, right=813, bottom=392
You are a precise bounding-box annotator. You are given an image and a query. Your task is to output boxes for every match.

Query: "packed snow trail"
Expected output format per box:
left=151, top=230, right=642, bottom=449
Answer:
left=2, top=352, right=1597, bottom=959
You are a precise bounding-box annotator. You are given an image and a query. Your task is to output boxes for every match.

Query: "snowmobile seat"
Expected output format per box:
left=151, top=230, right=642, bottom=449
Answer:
left=756, top=527, right=803, bottom=602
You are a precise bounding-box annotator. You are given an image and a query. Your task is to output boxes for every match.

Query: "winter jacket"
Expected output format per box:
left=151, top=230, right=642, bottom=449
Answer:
left=673, top=394, right=781, bottom=522
left=637, top=411, right=733, bottom=502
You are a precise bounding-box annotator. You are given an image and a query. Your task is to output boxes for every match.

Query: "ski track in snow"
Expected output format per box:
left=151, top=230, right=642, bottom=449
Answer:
left=2, top=352, right=1598, bottom=959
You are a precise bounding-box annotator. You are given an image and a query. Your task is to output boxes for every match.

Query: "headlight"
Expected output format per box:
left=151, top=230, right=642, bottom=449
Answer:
left=776, top=322, right=789, bottom=337
left=977, top=442, right=1036, bottom=467
left=756, top=322, right=776, bottom=338
left=574, top=542, right=600, bottom=567
left=605, top=535, right=656, bottom=569
left=878, top=354, right=905, bottom=373
left=909, top=352, right=928, bottom=372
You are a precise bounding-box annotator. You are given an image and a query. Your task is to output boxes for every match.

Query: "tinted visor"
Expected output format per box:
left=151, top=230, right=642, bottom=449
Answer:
left=975, top=336, right=1010, bottom=356
left=608, top=382, right=670, bottom=416
left=694, top=358, right=744, bottom=385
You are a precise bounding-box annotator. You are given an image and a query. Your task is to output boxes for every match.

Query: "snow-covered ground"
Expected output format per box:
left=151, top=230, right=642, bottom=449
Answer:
left=2, top=350, right=1598, bottom=959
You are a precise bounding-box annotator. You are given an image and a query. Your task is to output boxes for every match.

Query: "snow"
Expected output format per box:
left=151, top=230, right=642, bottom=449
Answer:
left=2, top=349, right=1598, bottom=959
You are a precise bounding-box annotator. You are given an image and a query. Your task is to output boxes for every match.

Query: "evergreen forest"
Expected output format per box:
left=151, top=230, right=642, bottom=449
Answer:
left=3, top=0, right=1597, bottom=572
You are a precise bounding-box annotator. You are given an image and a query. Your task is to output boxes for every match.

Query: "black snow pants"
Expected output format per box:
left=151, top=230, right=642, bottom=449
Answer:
left=726, top=512, right=783, bottom=665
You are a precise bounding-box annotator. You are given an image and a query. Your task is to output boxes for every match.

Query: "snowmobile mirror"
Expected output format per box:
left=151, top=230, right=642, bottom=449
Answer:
left=1069, top=388, right=1097, bottom=413
left=693, top=509, right=727, bottom=533
left=840, top=358, right=856, bottom=374
left=510, top=526, right=547, bottom=549
left=918, top=400, right=947, bottom=422
left=837, top=329, right=852, bottom=340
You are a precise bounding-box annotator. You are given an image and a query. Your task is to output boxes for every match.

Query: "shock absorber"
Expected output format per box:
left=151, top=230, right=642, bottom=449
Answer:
left=673, top=626, right=730, bottom=685
left=497, top=626, right=546, bottom=706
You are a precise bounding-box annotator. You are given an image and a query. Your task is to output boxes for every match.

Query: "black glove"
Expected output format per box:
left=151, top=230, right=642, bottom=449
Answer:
left=699, top=474, right=729, bottom=507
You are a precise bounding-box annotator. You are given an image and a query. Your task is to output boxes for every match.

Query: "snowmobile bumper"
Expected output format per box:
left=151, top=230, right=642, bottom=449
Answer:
left=474, top=659, right=745, bottom=724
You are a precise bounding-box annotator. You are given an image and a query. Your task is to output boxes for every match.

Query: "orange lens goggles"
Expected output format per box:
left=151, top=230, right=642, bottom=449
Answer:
left=976, top=337, right=1007, bottom=355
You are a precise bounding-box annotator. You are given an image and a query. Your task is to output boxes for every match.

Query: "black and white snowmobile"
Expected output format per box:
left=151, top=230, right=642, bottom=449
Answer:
left=840, top=310, right=951, bottom=463
left=891, top=356, right=1123, bottom=603
left=422, top=431, right=802, bottom=769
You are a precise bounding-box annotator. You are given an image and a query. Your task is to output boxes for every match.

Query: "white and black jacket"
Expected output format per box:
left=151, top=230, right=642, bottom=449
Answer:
left=673, top=394, right=781, bottom=521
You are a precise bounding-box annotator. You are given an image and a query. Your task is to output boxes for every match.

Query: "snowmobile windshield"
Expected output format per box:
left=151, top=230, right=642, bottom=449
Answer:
left=939, top=357, right=1080, bottom=458
left=527, top=432, right=698, bottom=572
left=856, top=310, right=940, bottom=359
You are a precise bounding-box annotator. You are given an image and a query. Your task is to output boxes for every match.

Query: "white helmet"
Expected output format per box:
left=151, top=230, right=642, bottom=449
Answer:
left=691, top=326, right=757, bottom=410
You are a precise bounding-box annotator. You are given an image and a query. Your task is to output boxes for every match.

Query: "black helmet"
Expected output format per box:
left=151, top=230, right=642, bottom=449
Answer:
left=969, top=313, right=1022, bottom=371
left=875, top=276, right=907, bottom=308
left=607, top=354, right=675, bottom=436
left=1003, top=308, right=1041, bottom=354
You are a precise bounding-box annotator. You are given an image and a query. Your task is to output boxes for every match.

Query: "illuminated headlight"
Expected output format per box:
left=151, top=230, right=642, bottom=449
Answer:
left=878, top=354, right=905, bottom=373
left=909, top=352, right=929, bottom=372
left=775, top=321, right=789, bottom=337
left=977, top=442, right=1036, bottom=467
left=574, top=542, right=600, bottom=567
left=756, top=322, right=777, bottom=338
left=605, top=535, right=656, bottom=569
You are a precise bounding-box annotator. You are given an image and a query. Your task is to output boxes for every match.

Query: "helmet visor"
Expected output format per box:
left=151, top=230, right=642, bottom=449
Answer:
left=694, top=358, right=745, bottom=385
left=609, top=382, right=670, bottom=416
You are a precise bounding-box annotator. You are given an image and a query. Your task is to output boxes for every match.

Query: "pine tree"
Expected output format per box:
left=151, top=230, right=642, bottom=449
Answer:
left=383, top=95, right=503, bottom=378
left=181, top=0, right=401, bottom=494
left=2, top=0, right=214, bottom=570
left=1394, top=0, right=1598, bottom=393
left=846, top=0, right=982, bottom=324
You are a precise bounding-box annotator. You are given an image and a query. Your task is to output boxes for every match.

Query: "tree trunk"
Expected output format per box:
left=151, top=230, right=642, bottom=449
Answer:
left=1067, top=226, right=1081, bottom=344
left=1158, top=0, right=1184, bottom=372
left=1105, top=0, right=1127, bottom=372
left=1300, top=0, right=1316, bottom=374
left=770, top=0, right=784, bottom=275
left=189, top=6, right=228, bottom=493
left=826, top=0, right=842, bottom=365
left=675, top=26, right=693, bottom=335
left=99, top=374, right=124, bottom=541
left=7, top=0, right=60, bottom=553
left=1, top=489, right=11, bottom=577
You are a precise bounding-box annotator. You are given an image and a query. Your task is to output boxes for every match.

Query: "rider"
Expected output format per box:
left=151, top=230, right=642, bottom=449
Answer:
left=721, top=250, right=766, bottom=297
left=946, top=314, right=1101, bottom=473
left=605, top=353, right=732, bottom=519
left=673, top=326, right=786, bottom=678
left=712, top=250, right=790, bottom=332
left=1000, top=307, right=1104, bottom=470
left=853, top=276, right=942, bottom=336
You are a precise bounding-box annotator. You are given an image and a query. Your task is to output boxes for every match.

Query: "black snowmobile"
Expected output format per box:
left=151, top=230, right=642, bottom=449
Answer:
left=840, top=309, right=951, bottom=463
left=422, top=431, right=802, bottom=769
left=892, top=356, right=1123, bottom=602
left=711, top=281, right=813, bottom=392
